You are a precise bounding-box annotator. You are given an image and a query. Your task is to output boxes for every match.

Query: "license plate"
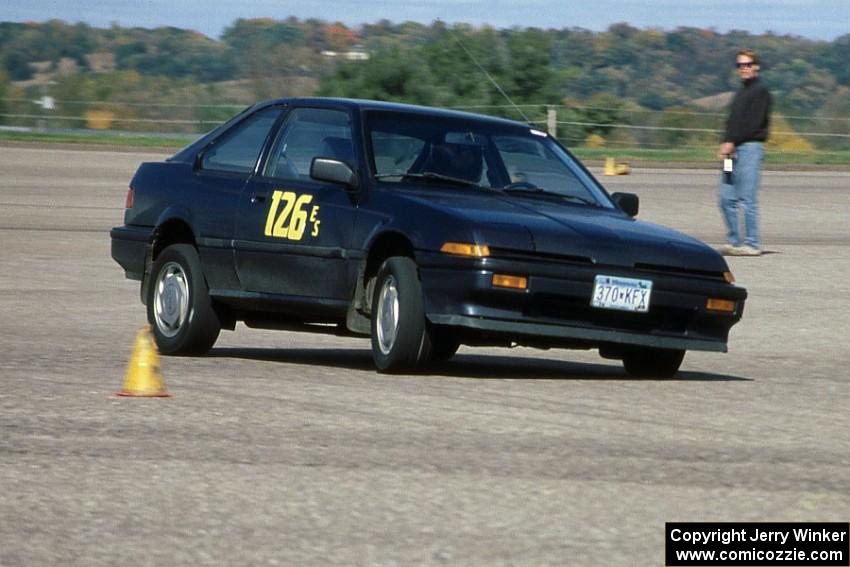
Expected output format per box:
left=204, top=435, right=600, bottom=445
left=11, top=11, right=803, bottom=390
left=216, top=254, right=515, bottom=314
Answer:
left=591, top=275, right=652, bottom=312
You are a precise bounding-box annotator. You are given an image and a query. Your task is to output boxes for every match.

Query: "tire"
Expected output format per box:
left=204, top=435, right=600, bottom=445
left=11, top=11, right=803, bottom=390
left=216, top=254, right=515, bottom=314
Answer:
left=622, top=347, right=685, bottom=378
left=146, top=243, right=221, bottom=355
left=370, top=256, right=431, bottom=372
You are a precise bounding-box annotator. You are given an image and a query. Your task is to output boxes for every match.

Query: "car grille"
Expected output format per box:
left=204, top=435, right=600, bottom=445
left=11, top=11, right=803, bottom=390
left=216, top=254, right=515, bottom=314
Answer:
left=633, top=262, right=726, bottom=281
left=490, top=249, right=726, bottom=282
left=527, top=293, right=695, bottom=335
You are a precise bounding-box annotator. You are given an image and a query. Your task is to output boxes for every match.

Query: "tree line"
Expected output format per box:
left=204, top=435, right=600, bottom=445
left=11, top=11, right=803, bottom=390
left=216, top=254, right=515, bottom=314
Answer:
left=1, top=18, right=849, bottom=148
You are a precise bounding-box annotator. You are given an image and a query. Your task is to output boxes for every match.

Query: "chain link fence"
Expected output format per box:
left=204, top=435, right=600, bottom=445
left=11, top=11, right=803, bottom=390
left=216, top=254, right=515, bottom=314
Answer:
left=2, top=99, right=849, bottom=155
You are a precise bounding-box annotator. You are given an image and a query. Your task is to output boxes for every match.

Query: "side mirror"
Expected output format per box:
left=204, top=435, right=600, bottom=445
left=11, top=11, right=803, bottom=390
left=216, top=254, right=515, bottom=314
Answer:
left=611, top=192, right=639, bottom=217
left=310, top=157, right=359, bottom=190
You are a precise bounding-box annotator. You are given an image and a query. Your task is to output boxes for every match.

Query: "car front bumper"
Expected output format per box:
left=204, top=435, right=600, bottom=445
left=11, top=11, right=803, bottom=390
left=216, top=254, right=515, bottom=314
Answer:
left=416, top=251, right=747, bottom=353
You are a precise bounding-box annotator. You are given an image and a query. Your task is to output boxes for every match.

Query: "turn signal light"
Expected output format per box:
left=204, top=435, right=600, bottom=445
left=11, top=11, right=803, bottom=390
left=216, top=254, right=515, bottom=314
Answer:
left=706, top=298, right=736, bottom=313
left=492, top=274, right=528, bottom=290
left=723, top=271, right=735, bottom=284
left=440, top=242, right=490, bottom=257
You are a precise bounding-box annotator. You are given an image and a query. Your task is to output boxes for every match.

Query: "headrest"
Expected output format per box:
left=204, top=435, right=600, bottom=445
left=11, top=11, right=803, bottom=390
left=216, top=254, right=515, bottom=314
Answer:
left=424, top=143, right=483, bottom=183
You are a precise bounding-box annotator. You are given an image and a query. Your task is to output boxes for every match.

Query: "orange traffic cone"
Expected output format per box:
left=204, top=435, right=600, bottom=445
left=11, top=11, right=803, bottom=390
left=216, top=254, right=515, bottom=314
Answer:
left=604, top=157, right=631, bottom=176
left=116, top=325, right=170, bottom=397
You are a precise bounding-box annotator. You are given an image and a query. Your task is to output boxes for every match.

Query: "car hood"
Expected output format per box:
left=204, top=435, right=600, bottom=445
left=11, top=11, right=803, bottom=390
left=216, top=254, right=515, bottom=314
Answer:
left=396, top=188, right=727, bottom=272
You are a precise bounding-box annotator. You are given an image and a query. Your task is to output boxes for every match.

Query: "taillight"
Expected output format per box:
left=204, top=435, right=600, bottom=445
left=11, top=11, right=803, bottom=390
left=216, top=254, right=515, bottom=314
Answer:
left=125, top=186, right=135, bottom=209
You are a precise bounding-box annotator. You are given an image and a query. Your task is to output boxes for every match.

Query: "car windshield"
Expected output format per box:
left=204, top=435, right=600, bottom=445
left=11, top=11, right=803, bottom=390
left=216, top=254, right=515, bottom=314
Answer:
left=366, top=111, right=613, bottom=208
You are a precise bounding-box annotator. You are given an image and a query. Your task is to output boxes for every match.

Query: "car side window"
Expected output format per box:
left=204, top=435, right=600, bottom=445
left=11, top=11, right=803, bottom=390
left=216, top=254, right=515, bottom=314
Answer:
left=265, top=108, right=353, bottom=181
left=201, top=107, right=283, bottom=174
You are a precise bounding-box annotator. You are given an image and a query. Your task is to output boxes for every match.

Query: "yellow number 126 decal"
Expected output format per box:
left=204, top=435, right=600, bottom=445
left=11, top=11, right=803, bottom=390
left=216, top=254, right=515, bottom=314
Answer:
left=263, top=190, right=321, bottom=240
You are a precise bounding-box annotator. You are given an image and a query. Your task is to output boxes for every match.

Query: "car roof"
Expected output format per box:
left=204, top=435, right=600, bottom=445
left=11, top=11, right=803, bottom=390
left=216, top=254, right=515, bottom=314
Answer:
left=253, top=97, right=532, bottom=129
left=170, top=97, right=538, bottom=163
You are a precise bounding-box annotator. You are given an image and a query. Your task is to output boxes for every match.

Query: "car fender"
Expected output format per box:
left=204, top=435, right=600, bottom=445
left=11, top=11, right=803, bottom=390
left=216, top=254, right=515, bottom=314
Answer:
left=135, top=205, right=199, bottom=305
left=153, top=205, right=198, bottom=242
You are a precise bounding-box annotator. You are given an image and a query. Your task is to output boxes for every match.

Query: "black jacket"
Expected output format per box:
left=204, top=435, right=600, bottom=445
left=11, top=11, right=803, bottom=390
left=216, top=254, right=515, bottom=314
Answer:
left=724, top=77, right=771, bottom=145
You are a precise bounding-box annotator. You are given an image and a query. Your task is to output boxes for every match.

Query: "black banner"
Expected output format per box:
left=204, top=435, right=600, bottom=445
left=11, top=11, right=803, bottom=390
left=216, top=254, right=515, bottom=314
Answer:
left=666, top=522, right=849, bottom=566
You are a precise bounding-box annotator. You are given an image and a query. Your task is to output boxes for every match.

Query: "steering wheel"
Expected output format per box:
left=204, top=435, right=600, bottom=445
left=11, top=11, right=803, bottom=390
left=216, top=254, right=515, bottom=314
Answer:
left=503, top=181, right=538, bottom=190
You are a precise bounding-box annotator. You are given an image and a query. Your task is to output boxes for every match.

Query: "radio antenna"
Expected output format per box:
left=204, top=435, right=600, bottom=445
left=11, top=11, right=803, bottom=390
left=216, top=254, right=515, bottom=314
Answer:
left=440, top=20, right=531, bottom=123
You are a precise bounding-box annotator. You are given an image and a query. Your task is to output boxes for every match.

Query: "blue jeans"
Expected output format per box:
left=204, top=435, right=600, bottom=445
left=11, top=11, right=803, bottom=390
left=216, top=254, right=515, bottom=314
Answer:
left=719, top=142, right=763, bottom=248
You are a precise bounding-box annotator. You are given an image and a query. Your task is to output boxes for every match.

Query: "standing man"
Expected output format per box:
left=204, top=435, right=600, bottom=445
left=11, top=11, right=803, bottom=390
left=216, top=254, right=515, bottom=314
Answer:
left=718, top=48, right=772, bottom=256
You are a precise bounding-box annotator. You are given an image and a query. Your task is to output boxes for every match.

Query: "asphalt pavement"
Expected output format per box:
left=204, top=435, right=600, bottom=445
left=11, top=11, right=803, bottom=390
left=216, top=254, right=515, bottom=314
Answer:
left=1, top=146, right=848, bottom=566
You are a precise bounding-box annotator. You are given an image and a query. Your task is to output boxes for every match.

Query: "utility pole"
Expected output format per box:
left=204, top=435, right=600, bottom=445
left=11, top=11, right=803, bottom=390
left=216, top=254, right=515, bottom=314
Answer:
left=547, top=106, right=557, bottom=139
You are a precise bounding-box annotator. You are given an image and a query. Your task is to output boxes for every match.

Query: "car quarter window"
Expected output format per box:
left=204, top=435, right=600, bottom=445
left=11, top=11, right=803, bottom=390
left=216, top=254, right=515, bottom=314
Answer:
left=201, top=106, right=283, bottom=174
left=265, top=108, right=353, bottom=180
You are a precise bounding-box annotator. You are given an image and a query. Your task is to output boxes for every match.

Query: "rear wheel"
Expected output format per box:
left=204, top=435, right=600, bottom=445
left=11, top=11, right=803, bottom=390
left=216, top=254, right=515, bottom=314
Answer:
left=371, top=256, right=431, bottom=372
left=622, top=347, right=685, bottom=378
left=146, top=243, right=221, bottom=355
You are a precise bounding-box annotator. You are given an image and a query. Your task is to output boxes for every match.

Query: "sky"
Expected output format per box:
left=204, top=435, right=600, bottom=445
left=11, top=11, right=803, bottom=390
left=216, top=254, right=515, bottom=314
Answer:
left=2, top=0, right=849, bottom=40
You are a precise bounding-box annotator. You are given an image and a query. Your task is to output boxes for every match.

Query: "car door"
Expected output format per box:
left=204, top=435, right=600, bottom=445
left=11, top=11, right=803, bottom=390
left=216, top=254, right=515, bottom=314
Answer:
left=190, top=105, right=284, bottom=291
left=234, top=106, right=359, bottom=300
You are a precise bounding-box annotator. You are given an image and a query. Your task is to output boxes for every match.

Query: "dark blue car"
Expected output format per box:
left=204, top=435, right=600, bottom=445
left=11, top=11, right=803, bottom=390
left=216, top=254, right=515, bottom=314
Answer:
left=111, top=98, right=746, bottom=376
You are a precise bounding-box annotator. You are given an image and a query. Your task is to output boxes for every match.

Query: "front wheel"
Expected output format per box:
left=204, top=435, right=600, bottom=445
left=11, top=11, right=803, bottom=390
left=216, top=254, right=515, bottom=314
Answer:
left=146, top=243, right=221, bottom=355
left=622, top=347, right=685, bottom=378
left=370, top=256, right=431, bottom=372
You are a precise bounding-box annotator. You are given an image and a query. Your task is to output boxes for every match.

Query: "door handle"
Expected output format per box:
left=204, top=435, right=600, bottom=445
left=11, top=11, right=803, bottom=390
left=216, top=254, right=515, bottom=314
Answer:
left=251, top=192, right=267, bottom=204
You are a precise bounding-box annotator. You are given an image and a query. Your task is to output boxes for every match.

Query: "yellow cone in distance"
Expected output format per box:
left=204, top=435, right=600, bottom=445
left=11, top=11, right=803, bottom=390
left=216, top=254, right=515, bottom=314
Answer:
left=116, top=325, right=170, bottom=397
left=604, top=157, right=631, bottom=176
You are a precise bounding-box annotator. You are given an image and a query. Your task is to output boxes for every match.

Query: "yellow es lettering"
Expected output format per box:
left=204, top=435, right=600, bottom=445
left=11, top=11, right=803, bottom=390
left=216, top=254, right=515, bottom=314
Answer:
left=310, top=206, right=321, bottom=237
left=264, top=191, right=321, bottom=240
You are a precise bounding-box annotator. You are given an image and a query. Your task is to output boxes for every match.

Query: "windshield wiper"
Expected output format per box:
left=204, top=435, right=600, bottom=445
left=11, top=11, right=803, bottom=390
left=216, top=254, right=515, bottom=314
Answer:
left=376, top=171, right=497, bottom=191
left=502, top=186, right=596, bottom=206
left=410, top=171, right=482, bottom=187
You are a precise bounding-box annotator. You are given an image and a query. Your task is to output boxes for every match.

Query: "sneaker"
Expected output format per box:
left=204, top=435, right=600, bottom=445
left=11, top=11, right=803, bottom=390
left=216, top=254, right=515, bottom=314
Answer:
left=718, top=244, right=737, bottom=256
left=732, top=245, right=762, bottom=256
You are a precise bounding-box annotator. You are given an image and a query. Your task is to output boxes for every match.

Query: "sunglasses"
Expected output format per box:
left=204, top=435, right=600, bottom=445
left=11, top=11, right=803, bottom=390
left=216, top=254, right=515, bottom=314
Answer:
left=736, top=61, right=756, bottom=68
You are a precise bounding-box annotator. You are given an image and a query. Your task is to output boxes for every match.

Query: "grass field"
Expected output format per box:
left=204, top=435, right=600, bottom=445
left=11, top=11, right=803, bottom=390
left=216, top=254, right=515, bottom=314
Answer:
left=3, top=129, right=849, bottom=167
left=571, top=146, right=850, bottom=166
left=0, top=129, right=196, bottom=149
